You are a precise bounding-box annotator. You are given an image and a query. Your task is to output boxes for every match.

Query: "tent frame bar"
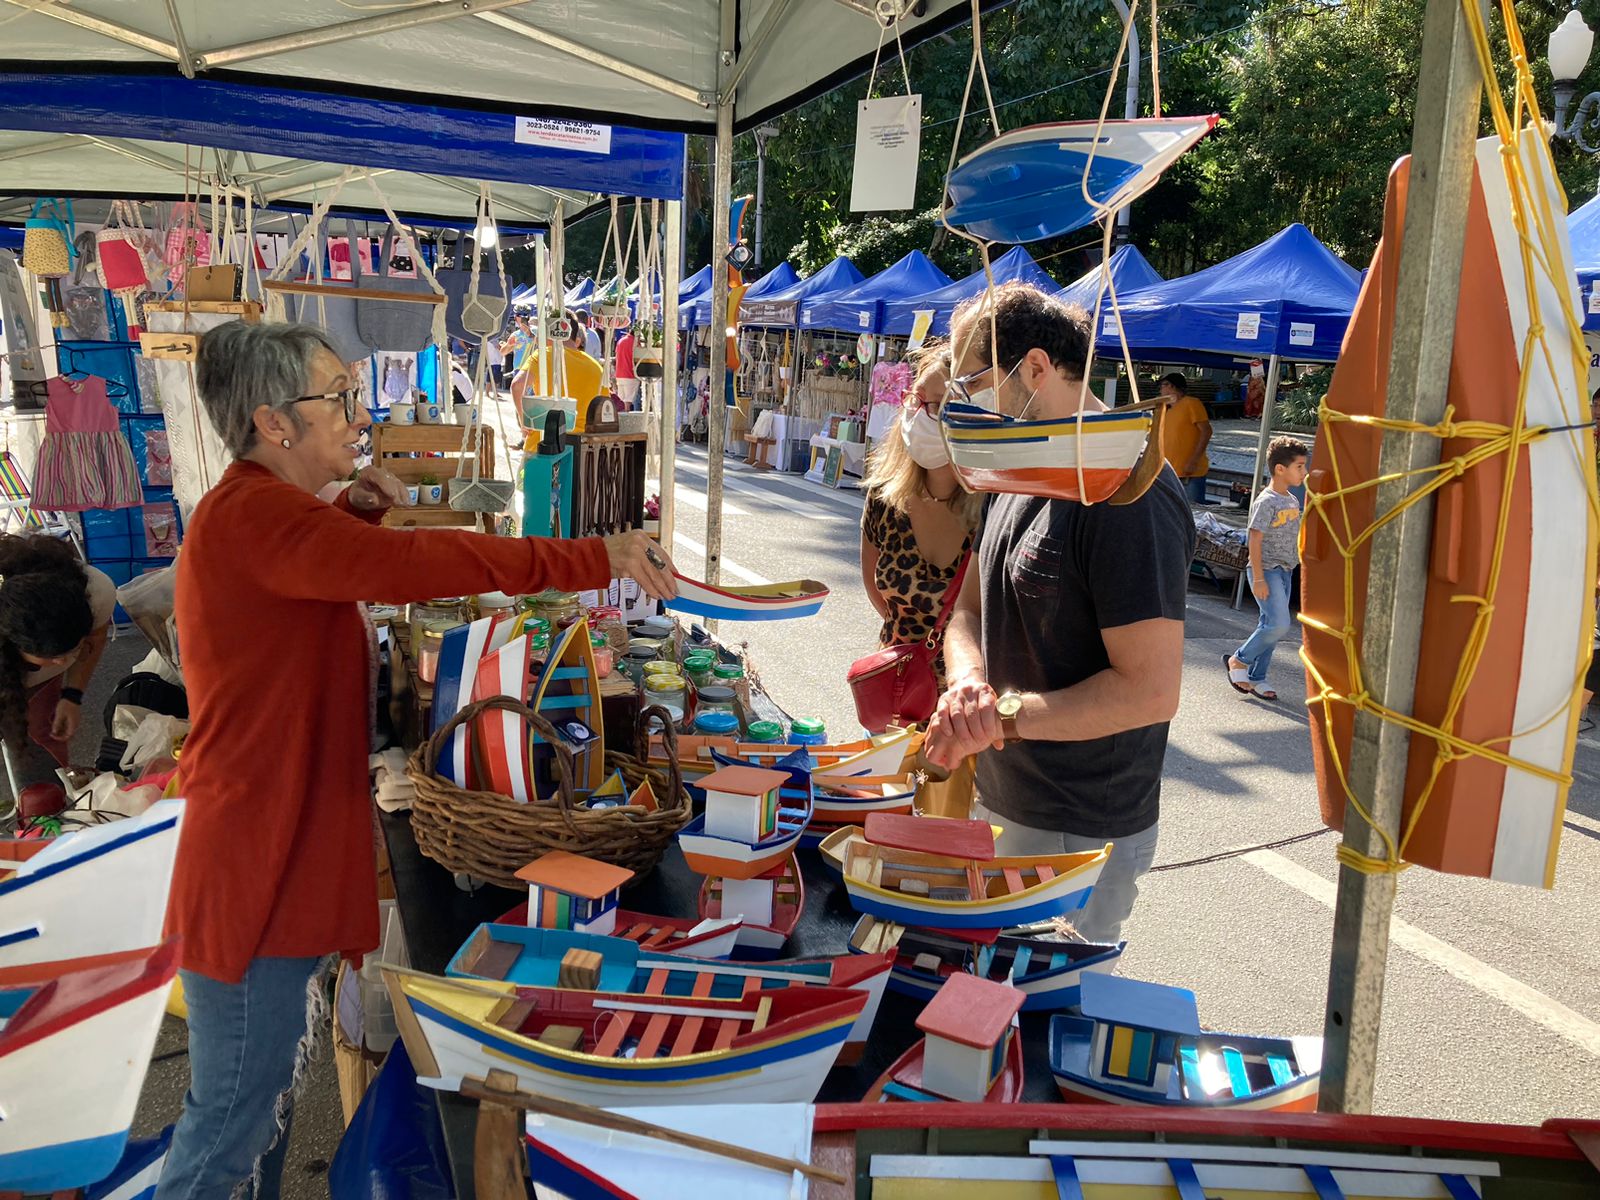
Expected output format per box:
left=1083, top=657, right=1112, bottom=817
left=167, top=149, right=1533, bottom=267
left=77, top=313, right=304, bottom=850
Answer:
left=161, top=0, right=196, bottom=79
left=194, top=0, right=528, bottom=72
left=474, top=11, right=708, bottom=108
left=0, top=0, right=178, bottom=61
left=723, top=0, right=797, bottom=101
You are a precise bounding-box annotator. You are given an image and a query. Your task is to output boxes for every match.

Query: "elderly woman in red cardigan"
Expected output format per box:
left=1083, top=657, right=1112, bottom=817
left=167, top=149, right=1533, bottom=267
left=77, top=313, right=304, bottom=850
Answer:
left=156, top=322, right=676, bottom=1200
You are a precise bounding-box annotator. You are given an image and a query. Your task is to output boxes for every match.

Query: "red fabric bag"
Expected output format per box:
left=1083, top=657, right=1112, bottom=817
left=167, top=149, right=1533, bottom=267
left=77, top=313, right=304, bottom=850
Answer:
left=847, top=550, right=972, bottom=734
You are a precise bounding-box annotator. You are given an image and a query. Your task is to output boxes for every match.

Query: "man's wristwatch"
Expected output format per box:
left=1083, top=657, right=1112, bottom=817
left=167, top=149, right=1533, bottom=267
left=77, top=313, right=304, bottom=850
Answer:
left=996, top=689, right=1024, bottom=743
left=59, top=687, right=84, bottom=706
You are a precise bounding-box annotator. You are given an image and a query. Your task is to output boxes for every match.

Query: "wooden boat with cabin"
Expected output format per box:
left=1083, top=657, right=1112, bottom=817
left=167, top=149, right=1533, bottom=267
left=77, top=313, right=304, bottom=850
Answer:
left=698, top=854, right=803, bottom=960
left=529, top=616, right=605, bottom=797
left=862, top=973, right=1025, bottom=1106
left=495, top=898, right=744, bottom=960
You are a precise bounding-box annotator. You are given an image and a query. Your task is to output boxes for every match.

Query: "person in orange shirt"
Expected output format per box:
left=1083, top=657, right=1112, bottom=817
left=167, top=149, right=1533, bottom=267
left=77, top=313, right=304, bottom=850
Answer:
left=1159, top=372, right=1213, bottom=504
left=156, top=322, right=676, bottom=1200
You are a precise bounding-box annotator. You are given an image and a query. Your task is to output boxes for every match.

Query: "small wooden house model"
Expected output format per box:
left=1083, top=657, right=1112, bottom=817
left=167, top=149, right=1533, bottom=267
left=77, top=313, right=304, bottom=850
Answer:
left=915, top=972, right=1025, bottom=1102
left=1078, top=972, right=1201, bottom=1098
left=698, top=764, right=790, bottom=844
left=515, top=851, right=635, bottom=937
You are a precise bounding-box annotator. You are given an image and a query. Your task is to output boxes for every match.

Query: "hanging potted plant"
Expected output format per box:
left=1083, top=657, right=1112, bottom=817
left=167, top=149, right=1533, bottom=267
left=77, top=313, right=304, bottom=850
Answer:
left=593, top=277, right=631, bottom=331
left=634, top=314, right=665, bottom=380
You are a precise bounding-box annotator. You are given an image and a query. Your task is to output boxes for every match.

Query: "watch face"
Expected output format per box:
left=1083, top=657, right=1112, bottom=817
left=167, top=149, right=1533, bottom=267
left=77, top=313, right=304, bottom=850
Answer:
left=997, top=693, right=1023, bottom=718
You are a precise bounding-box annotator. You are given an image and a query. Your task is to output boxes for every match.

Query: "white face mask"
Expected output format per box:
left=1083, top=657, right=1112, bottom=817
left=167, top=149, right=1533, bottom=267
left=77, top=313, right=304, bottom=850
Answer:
left=958, top=358, right=1033, bottom=418
left=900, top=404, right=950, bottom=469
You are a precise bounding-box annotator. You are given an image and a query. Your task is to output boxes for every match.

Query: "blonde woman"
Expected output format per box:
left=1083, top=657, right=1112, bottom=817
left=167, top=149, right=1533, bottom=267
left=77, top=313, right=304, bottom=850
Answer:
left=859, top=342, right=982, bottom=816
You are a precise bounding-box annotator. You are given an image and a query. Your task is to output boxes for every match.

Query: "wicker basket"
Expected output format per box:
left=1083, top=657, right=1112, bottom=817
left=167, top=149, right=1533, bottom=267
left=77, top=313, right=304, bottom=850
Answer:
left=407, top=698, right=690, bottom=890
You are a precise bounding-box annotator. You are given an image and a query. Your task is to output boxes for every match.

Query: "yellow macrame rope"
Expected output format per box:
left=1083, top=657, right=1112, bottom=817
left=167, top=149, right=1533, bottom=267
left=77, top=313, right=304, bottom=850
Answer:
left=1303, top=0, right=1598, bottom=878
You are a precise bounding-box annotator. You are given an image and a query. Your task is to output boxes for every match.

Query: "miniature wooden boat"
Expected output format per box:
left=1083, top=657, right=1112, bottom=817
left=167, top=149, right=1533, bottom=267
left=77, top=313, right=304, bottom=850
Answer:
left=0, top=800, right=183, bottom=983
left=699, top=855, right=803, bottom=960
left=530, top=617, right=605, bottom=796
left=865, top=972, right=1025, bottom=1105
left=1303, top=137, right=1593, bottom=888
left=665, top=573, right=828, bottom=622
left=1049, top=974, right=1322, bottom=1112
left=812, top=780, right=917, bottom=826
left=678, top=809, right=810, bottom=881
left=943, top=116, right=1218, bottom=244
left=445, top=922, right=892, bottom=1065
left=384, top=968, right=867, bottom=1105
left=678, top=763, right=813, bottom=880
left=841, top=814, right=1107, bottom=930
left=432, top=615, right=497, bottom=786
left=941, top=400, right=1160, bottom=505
left=0, top=941, right=179, bottom=1194
left=496, top=900, right=745, bottom=960
left=865, top=1026, right=1025, bottom=1105
left=470, top=633, right=536, bottom=803
left=849, top=914, right=1124, bottom=1010
left=82, top=1125, right=170, bottom=1200
left=650, top=727, right=920, bottom=783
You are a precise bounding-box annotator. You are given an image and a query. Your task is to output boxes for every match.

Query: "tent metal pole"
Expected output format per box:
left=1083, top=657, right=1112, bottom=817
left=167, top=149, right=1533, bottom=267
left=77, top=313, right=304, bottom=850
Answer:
left=724, top=0, right=796, bottom=99
left=474, top=12, right=708, bottom=108
left=0, top=135, right=88, bottom=165
left=660, top=199, right=684, bottom=556
left=1108, top=0, right=1140, bottom=245
left=195, top=0, right=529, bottom=71
left=1235, top=353, right=1282, bottom=608
left=1318, top=0, right=1484, bottom=1115
left=704, top=0, right=737, bottom=613
left=0, top=0, right=179, bottom=61
left=161, top=0, right=197, bottom=79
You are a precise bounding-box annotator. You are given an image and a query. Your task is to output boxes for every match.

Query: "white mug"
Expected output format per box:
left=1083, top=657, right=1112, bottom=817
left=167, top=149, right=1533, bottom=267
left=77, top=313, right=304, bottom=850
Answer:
left=418, top=400, right=443, bottom=425
left=388, top=401, right=415, bottom=425
left=405, top=485, right=420, bottom=506
left=453, top=403, right=478, bottom=426
left=420, top=484, right=443, bottom=505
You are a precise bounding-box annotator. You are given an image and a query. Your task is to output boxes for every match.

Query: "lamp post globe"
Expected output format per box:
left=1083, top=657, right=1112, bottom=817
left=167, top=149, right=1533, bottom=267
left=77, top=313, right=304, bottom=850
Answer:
left=1550, top=9, right=1595, bottom=84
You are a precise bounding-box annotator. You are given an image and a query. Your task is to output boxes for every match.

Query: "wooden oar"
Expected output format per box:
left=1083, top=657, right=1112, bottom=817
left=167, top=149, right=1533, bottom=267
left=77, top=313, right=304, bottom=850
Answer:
left=461, top=1074, right=847, bottom=1186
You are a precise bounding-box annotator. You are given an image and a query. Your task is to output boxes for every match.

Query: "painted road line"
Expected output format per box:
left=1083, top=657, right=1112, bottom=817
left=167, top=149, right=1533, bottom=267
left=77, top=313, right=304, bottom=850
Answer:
left=1242, top=849, right=1600, bottom=1058
left=671, top=532, right=773, bottom=586
left=672, top=486, right=750, bottom=516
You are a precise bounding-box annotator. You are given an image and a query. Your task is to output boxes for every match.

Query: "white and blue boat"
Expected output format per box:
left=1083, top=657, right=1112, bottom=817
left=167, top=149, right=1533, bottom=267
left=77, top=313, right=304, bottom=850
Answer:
left=665, top=574, right=828, bottom=622
left=83, top=1125, right=171, bottom=1200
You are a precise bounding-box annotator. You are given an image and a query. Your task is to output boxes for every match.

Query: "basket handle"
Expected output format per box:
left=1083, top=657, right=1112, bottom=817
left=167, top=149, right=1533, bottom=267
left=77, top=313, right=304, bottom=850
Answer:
left=635, top=704, right=684, bottom=812
left=423, top=694, right=580, bottom=830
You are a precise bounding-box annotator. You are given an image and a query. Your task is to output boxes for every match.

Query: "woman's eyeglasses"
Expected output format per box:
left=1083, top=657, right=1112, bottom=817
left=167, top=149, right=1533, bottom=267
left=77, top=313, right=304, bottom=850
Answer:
left=290, top=387, right=365, bottom=424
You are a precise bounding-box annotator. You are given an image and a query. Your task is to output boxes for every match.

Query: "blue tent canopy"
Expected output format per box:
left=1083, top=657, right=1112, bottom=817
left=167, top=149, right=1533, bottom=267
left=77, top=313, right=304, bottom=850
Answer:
left=1568, top=194, right=1600, bottom=332
left=800, top=251, right=953, bottom=334
left=564, top=277, right=596, bottom=309
left=688, top=261, right=801, bottom=328
left=674, top=265, right=715, bottom=328
left=1056, top=244, right=1163, bottom=313
left=740, top=257, right=863, bottom=328
left=1096, top=224, right=1359, bottom=364
left=881, top=246, right=1058, bottom=337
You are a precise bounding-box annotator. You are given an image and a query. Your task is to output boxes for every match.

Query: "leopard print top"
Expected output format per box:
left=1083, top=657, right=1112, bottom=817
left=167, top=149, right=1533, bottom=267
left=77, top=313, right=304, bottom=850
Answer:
left=863, top=489, right=975, bottom=688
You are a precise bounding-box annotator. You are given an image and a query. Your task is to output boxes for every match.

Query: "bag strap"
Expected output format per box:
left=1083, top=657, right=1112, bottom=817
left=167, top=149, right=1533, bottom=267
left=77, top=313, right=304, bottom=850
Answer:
left=925, top=543, right=975, bottom=648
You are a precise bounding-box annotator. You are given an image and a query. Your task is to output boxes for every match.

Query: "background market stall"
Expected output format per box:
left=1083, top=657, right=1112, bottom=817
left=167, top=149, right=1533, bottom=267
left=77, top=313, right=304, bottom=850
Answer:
left=880, top=244, right=1059, bottom=338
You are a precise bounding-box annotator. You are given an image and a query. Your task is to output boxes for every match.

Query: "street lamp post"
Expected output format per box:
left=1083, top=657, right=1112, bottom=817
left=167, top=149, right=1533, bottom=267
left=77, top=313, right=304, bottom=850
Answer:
left=1549, top=9, right=1600, bottom=150
left=753, top=123, right=779, bottom=269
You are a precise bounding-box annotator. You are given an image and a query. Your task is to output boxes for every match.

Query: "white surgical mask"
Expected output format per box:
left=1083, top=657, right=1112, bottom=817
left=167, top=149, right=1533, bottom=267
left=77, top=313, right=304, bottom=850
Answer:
left=901, top=405, right=950, bottom=469
left=956, top=358, right=1032, bottom=417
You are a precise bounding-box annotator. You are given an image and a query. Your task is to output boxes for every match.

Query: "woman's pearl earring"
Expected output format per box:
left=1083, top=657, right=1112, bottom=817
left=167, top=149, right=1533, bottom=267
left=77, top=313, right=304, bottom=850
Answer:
left=281, top=438, right=292, bottom=449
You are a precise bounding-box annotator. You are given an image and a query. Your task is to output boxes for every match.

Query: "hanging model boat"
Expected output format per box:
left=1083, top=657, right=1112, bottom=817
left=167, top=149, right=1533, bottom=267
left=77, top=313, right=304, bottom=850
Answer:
left=446, top=922, right=892, bottom=1065
left=664, top=573, right=829, bottom=622
left=383, top=967, right=867, bottom=1105
left=1049, top=973, right=1322, bottom=1112
left=529, top=617, right=606, bottom=797
left=0, top=799, right=183, bottom=982
left=1301, top=136, right=1595, bottom=889
left=943, top=116, right=1218, bottom=244
left=941, top=399, right=1169, bottom=506
left=0, top=940, right=179, bottom=1194
left=849, top=914, right=1124, bottom=1010
left=698, top=854, right=804, bottom=960
left=840, top=814, right=1106, bottom=930
left=495, top=899, right=745, bottom=960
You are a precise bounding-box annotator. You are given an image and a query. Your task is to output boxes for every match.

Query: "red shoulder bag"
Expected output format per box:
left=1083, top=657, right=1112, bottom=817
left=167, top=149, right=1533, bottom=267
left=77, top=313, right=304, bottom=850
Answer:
left=847, top=549, right=973, bottom=734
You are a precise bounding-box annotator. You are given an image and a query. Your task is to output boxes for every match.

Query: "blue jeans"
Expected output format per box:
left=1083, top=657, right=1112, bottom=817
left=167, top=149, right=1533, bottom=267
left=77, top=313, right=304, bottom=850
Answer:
left=155, top=957, right=326, bottom=1200
left=1181, top=475, right=1208, bottom=504
left=1234, top=566, right=1294, bottom=684
left=974, top=801, right=1159, bottom=943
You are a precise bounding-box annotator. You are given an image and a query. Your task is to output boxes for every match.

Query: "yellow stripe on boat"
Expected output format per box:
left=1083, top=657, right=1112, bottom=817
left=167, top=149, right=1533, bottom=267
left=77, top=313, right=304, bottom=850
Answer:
left=1108, top=1025, right=1134, bottom=1078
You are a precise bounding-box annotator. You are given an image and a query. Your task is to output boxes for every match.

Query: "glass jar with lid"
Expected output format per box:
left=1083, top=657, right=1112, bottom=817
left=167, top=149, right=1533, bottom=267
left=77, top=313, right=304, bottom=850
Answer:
left=696, top=685, right=737, bottom=718
left=746, top=720, right=784, bottom=745
left=591, top=631, right=615, bottom=679
left=682, top=651, right=717, bottom=690
left=525, top=590, right=580, bottom=628
left=789, top=717, right=828, bottom=746
left=642, top=675, right=688, bottom=725
left=712, top=662, right=745, bottom=684
left=693, top=711, right=741, bottom=738
left=408, top=597, right=470, bottom=631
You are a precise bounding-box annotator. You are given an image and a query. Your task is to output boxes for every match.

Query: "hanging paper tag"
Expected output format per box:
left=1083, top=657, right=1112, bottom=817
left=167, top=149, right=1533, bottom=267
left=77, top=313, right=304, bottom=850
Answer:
left=1288, top=321, right=1315, bottom=347
left=851, top=94, right=922, bottom=212
left=516, top=117, right=613, bottom=155
left=1235, top=312, right=1262, bottom=340
left=907, top=309, right=935, bottom=350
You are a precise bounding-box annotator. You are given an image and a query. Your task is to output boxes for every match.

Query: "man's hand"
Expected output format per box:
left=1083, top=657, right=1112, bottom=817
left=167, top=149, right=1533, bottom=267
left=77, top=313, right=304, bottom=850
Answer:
left=347, top=466, right=412, bottom=512
left=1252, top=578, right=1269, bottom=602
left=924, top=672, right=1003, bottom=769
left=51, top=698, right=81, bottom=743
left=603, top=531, right=679, bottom=601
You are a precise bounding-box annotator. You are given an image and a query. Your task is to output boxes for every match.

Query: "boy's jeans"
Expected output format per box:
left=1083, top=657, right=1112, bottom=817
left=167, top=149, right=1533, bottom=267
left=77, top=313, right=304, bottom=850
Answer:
left=1234, top=566, right=1295, bottom=684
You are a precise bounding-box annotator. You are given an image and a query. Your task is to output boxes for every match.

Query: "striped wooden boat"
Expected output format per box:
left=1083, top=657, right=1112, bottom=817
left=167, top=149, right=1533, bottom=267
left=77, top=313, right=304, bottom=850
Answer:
left=0, top=941, right=179, bottom=1194
left=650, top=728, right=921, bottom=783
left=384, top=968, right=866, bottom=1105
left=470, top=633, right=536, bottom=803
left=677, top=803, right=810, bottom=880
left=495, top=900, right=745, bottom=960
left=82, top=1126, right=170, bottom=1200
left=941, top=401, right=1155, bottom=504
left=432, top=615, right=496, bottom=786
left=665, top=574, right=829, bottom=622
left=698, top=855, right=803, bottom=960
left=0, top=800, right=183, bottom=983
left=530, top=617, right=605, bottom=796
left=445, top=922, right=892, bottom=1064
left=864, top=1028, right=1025, bottom=1105
left=943, top=116, right=1219, bottom=244
left=1302, top=135, right=1594, bottom=888
left=849, top=915, right=1124, bottom=1011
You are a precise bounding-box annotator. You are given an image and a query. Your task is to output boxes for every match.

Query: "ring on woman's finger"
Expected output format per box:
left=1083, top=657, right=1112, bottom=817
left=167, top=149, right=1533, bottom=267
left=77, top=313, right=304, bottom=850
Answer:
left=645, top=546, right=667, bottom=570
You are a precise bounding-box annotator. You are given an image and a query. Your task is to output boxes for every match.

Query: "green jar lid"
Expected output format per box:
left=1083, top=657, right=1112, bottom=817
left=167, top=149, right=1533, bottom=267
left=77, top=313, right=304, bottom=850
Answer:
left=682, top=650, right=717, bottom=667
left=712, top=663, right=744, bottom=680
left=746, top=720, right=784, bottom=743
left=790, top=717, right=826, bottom=736
left=590, top=632, right=609, bottom=649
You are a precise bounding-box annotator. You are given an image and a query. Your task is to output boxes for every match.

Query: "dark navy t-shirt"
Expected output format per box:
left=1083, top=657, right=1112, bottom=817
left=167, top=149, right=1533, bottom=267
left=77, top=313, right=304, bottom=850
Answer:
left=974, top=466, right=1195, bottom=838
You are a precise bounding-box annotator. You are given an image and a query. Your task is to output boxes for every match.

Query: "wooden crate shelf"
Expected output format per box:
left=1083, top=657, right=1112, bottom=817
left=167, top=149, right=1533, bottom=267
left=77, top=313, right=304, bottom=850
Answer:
left=369, top=423, right=497, bottom=529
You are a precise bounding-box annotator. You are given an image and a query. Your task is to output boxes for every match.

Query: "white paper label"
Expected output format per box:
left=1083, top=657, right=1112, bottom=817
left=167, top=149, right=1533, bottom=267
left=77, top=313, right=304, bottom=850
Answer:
left=851, top=94, right=922, bottom=212
left=1102, top=316, right=1122, bottom=337
left=1589, top=286, right=1600, bottom=314
left=1288, top=321, right=1315, bottom=347
left=801, top=307, right=813, bottom=323
left=1235, top=312, right=1262, bottom=340
left=907, top=309, right=935, bottom=351
left=515, top=117, right=613, bottom=155
left=858, top=311, right=872, bottom=329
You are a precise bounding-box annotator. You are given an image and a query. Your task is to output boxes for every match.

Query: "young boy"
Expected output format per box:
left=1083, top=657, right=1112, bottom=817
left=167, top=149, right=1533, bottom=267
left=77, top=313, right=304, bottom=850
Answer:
left=1225, top=437, right=1310, bottom=700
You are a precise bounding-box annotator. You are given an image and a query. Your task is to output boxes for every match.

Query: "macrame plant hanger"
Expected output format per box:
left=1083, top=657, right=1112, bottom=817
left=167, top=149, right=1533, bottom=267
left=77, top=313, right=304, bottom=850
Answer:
left=449, top=184, right=515, bottom=521
left=636, top=198, right=665, bottom=471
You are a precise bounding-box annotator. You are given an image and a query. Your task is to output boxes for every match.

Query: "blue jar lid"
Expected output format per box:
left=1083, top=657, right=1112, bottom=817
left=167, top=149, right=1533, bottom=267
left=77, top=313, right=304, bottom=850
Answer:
left=693, top=711, right=741, bottom=735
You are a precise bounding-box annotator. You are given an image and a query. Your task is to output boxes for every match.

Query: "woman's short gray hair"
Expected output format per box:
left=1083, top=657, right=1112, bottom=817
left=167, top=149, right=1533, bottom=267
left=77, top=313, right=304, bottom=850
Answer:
left=195, top=322, right=342, bottom=457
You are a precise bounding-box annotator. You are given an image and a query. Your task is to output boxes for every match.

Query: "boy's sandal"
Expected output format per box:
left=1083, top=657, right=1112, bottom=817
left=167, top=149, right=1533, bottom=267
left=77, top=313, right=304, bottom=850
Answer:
left=1249, top=685, right=1278, bottom=701
left=1223, top=653, right=1252, bottom=694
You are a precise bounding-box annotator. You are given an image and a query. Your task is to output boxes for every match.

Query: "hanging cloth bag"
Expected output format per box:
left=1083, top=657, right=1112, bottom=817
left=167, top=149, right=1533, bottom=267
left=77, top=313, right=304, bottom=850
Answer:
left=288, top=224, right=371, bottom=363
left=96, top=201, right=155, bottom=292
left=355, top=225, right=436, bottom=351
left=164, top=201, right=210, bottom=288
left=34, top=375, right=142, bottom=512
left=22, top=199, right=74, bottom=280
left=846, top=548, right=973, bottom=732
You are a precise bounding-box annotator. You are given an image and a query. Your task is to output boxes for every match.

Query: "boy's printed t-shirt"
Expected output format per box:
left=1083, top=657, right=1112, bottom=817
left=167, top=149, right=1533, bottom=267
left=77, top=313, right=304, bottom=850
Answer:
left=1250, top=487, right=1303, bottom=570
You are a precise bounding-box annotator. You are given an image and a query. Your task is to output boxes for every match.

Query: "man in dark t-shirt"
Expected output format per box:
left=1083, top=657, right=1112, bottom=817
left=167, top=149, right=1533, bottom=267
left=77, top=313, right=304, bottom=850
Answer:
left=924, top=284, right=1196, bottom=942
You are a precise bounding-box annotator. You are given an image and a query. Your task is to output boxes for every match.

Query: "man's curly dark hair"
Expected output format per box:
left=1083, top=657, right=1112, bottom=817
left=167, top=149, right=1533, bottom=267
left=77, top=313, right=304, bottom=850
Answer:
left=954, top=282, right=1092, bottom=379
left=0, top=535, right=92, bottom=748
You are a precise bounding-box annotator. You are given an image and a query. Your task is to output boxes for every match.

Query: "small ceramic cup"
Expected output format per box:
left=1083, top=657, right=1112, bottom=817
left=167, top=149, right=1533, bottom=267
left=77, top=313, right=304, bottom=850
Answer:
left=453, top=403, right=478, bottom=426
left=388, top=400, right=415, bottom=425
left=420, top=484, right=444, bottom=505
left=405, top=485, right=420, bottom=506
left=418, top=399, right=443, bottom=425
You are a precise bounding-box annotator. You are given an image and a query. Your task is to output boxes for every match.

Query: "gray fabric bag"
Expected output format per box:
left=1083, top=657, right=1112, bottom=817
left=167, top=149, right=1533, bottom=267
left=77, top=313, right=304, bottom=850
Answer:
left=355, top=225, right=436, bottom=352
left=289, top=225, right=371, bottom=363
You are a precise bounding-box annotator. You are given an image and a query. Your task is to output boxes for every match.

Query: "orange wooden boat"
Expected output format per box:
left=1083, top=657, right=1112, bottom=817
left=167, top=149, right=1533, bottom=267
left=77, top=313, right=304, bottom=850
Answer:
left=1302, top=134, right=1595, bottom=887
